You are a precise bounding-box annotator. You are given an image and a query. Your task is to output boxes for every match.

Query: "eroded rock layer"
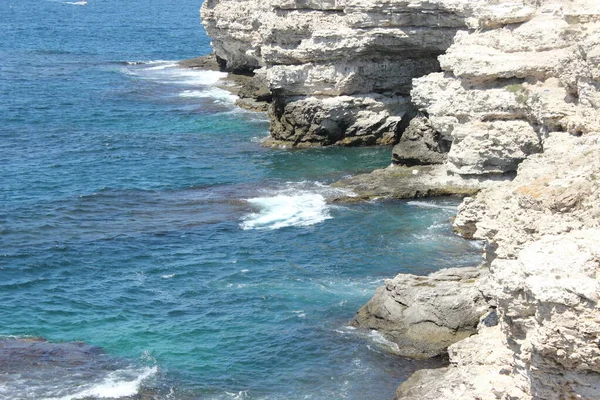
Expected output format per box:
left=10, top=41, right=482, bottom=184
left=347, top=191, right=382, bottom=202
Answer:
left=430, top=133, right=600, bottom=400
left=202, top=0, right=471, bottom=146
left=411, top=0, right=600, bottom=176
left=395, top=0, right=600, bottom=397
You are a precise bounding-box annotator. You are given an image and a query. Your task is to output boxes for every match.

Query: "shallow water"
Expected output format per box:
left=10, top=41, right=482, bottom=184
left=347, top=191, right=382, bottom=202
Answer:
left=0, top=1, right=482, bottom=398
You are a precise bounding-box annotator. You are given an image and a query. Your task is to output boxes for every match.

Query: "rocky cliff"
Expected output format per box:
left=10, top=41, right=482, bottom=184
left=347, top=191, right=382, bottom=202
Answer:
left=201, top=0, right=600, bottom=399
left=202, top=0, right=470, bottom=146
left=396, top=1, right=600, bottom=398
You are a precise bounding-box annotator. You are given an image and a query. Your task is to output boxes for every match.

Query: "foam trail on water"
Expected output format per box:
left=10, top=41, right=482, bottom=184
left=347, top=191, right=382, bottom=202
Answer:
left=241, top=192, right=331, bottom=230
left=240, top=181, right=357, bottom=230
left=179, top=88, right=238, bottom=103
left=44, top=366, right=157, bottom=400
left=122, top=61, right=228, bottom=86
left=367, top=330, right=402, bottom=354
left=407, top=200, right=458, bottom=212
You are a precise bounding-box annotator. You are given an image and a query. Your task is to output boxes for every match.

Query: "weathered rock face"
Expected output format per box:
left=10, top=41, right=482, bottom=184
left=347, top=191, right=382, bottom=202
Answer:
left=351, top=267, right=490, bottom=358
left=394, top=324, right=529, bottom=400
left=331, top=163, right=508, bottom=201
left=410, top=0, right=600, bottom=176
left=437, top=133, right=600, bottom=400
left=265, top=93, right=409, bottom=146
left=201, top=0, right=472, bottom=146
left=392, top=115, right=451, bottom=166
left=395, top=0, right=600, bottom=397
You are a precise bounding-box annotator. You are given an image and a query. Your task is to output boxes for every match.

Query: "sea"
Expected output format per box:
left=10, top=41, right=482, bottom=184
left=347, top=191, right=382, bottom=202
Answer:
left=0, top=0, right=483, bottom=399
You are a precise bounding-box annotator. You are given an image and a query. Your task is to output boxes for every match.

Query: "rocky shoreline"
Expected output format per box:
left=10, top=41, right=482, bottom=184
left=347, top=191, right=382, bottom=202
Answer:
left=199, top=0, right=600, bottom=398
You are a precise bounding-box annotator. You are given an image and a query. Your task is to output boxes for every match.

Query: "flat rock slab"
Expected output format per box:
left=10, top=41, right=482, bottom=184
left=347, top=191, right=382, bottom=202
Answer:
left=330, top=164, right=506, bottom=202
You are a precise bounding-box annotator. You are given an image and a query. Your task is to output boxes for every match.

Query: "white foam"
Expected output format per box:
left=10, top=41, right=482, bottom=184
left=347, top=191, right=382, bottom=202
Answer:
left=145, top=63, right=179, bottom=71
left=239, top=182, right=356, bottom=230
left=157, top=68, right=227, bottom=86
left=123, top=61, right=228, bottom=86
left=367, top=331, right=401, bottom=354
left=223, top=391, right=249, bottom=399
left=412, top=233, right=437, bottom=241
left=427, top=222, right=447, bottom=231
left=241, top=192, right=331, bottom=230
left=334, top=325, right=402, bottom=354
left=62, top=1, right=87, bottom=5
left=45, top=366, right=157, bottom=400
left=407, top=200, right=458, bottom=212
left=470, top=240, right=485, bottom=249
left=251, top=135, right=270, bottom=143
left=179, top=88, right=238, bottom=103
left=130, top=60, right=175, bottom=66
left=292, top=310, right=306, bottom=318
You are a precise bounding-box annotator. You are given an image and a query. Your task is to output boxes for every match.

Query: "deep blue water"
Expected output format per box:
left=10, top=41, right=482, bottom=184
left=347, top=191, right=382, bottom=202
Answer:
left=0, top=1, right=482, bottom=399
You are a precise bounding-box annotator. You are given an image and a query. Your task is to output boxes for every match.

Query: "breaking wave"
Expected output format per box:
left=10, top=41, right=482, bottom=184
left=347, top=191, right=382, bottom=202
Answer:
left=240, top=182, right=353, bottom=230
left=44, top=366, right=157, bottom=400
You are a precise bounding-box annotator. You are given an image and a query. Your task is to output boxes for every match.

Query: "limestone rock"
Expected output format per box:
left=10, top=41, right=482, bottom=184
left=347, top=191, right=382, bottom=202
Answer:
left=351, top=267, right=490, bottom=358
left=411, top=0, right=600, bottom=176
left=447, top=120, right=542, bottom=175
left=446, top=132, right=600, bottom=399
left=201, top=0, right=471, bottom=146
left=455, top=133, right=600, bottom=259
left=331, top=164, right=509, bottom=201
left=392, top=115, right=451, bottom=166
left=394, top=325, right=530, bottom=400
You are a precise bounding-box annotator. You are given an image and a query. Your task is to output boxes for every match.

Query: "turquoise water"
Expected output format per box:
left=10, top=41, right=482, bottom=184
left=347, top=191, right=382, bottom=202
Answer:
left=0, top=1, right=482, bottom=399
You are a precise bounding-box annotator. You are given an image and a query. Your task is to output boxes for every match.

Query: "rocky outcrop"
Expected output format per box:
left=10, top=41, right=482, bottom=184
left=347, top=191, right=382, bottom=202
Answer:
left=394, top=324, right=529, bottom=400
left=201, top=0, right=472, bottom=146
left=391, top=115, right=451, bottom=166
left=331, top=163, right=509, bottom=201
left=201, top=0, right=600, bottom=398
left=351, top=267, right=490, bottom=358
left=423, top=132, right=600, bottom=400
left=392, top=0, right=600, bottom=397
left=410, top=0, right=600, bottom=176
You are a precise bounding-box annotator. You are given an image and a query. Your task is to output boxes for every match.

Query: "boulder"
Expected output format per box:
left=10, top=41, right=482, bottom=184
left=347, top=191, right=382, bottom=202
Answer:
left=392, top=115, right=451, bottom=166
left=351, top=267, right=490, bottom=358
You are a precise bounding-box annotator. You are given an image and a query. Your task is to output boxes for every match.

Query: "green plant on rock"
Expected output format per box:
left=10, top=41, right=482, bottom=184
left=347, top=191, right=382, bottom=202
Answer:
left=505, top=83, right=529, bottom=104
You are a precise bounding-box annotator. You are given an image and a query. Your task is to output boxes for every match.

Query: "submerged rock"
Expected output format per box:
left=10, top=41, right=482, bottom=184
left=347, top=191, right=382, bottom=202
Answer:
left=0, top=337, right=159, bottom=400
left=351, top=267, right=490, bottom=358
